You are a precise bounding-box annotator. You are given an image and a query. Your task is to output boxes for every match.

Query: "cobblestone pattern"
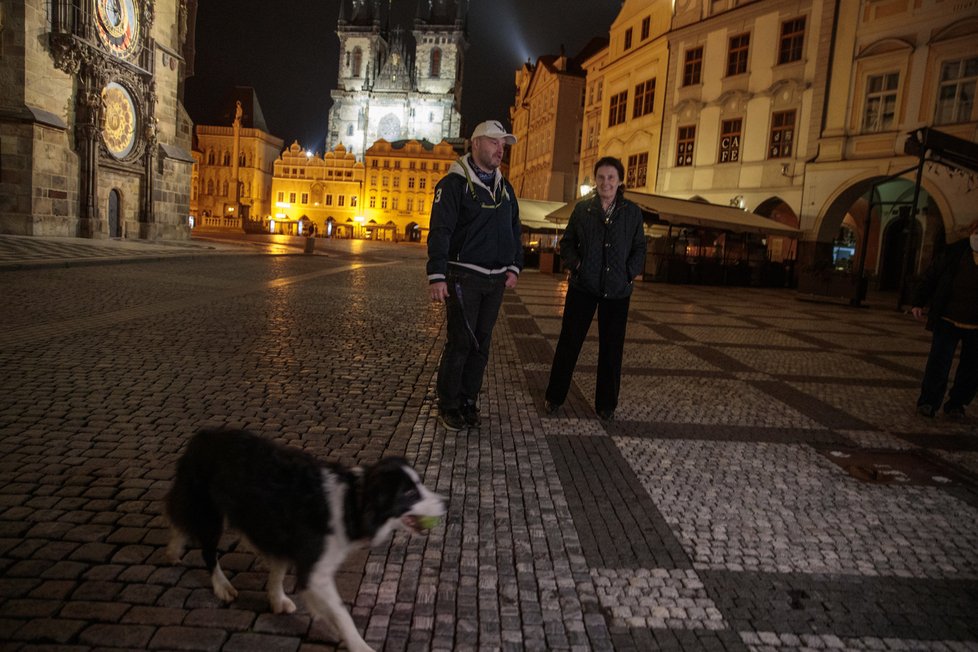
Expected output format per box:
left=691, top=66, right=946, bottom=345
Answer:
left=2, top=244, right=978, bottom=651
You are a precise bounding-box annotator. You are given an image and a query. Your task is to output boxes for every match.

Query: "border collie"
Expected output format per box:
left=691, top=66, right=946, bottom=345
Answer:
left=165, top=428, right=444, bottom=652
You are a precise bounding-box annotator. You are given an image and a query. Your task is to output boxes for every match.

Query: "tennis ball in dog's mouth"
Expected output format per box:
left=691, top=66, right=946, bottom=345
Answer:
left=417, top=515, right=441, bottom=531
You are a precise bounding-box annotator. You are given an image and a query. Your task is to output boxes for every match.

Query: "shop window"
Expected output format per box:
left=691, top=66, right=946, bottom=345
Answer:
left=718, top=119, right=742, bottom=163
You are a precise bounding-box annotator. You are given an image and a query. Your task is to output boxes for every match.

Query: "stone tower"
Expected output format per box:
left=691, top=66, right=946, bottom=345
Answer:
left=326, top=0, right=466, bottom=159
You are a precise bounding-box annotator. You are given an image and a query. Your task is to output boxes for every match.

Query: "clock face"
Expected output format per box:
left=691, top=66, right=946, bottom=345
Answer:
left=95, top=0, right=140, bottom=57
left=101, top=82, right=138, bottom=159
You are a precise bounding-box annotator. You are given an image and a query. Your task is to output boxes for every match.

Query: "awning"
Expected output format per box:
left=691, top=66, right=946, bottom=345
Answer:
left=518, top=198, right=567, bottom=232
left=544, top=192, right=800, bottom=236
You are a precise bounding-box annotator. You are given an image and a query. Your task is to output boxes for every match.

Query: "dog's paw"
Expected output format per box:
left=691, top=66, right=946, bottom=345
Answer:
left=165, top=534, right=186, bottom=564
left=211, top=575, right=239, bottom=602
left=271, top=595, right=297, bottom=614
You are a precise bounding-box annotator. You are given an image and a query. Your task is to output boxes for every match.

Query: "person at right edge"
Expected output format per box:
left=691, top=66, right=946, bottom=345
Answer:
left=544, top=156, right=647, bottom=421
left=910, top=218, right=978, bottom=420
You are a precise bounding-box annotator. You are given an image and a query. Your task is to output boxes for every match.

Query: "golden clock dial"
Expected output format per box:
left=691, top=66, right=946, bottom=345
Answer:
left=95, top=0, right=141, bottom=57
left=101, top=82, right=138, bottom=159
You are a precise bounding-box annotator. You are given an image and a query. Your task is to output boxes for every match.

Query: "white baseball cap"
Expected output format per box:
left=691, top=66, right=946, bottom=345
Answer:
left=471, top=120, right=516, bottom=145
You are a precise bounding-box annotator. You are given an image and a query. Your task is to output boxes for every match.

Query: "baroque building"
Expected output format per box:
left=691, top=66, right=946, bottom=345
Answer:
left=509, top=41, right=605, bottom=203
left=326, top=0, right=466, bottom=160
left=192, top=88, right=283, bottom=232
left=0, top=0, right=197, bottom=239
left=269, top=141, right=364, bottom=237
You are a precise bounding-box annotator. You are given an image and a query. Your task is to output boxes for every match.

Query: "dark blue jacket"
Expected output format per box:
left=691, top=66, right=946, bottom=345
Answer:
left=426, top=155, right=523, bottom=282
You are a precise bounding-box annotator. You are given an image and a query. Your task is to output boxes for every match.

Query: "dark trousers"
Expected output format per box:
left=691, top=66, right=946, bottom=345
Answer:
left=545, top=284, right=631, bottom=413
left=918, top=319, right=978, bottom=411
left=436, top=270, right=506, bottom=410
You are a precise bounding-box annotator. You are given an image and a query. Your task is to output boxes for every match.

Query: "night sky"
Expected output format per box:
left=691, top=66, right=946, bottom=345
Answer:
left=183, top=0, right=622, bottom=152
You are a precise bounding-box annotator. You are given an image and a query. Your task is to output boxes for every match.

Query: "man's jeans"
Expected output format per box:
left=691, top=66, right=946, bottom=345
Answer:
left=436, top=269, right=506, bottom=411
left=918, top=318, right=978, bottom=411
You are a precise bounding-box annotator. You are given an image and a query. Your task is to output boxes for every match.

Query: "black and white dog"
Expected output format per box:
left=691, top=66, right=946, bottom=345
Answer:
left=165, top=428, right=444, bottom=652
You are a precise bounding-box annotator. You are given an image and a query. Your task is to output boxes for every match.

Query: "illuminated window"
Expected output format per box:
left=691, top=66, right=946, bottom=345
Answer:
left=768, top=110, right=795, bottom=158
left=676, top=125, right=695, bottom=167
left=727, top=33, right=750, bottom=76
left=626, top=152, right=648, bottom=188
left=683, top=47, right=703, bottom=86
left=633, top=79, right=655, bottom=119
left=778, top=17, right=805, bottom=65
left=862, top=72, right=899, bottom=132
left=718, top=119, right=742, bottom=163
left=608, top=90, right=628, bottom=127
left=936, top=57, right=978, bottom=125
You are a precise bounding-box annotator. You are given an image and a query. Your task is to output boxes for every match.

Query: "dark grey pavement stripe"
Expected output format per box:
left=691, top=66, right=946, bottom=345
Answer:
left=0, top=261, right=396, bottom=348
left=683, top=345, right=756, bottom=372
left=547, top=435, right=692, bottom=570
left=699, top=570, right=978, bottom=640
left=749, top=379, right=877, bottom=431
left=605, top=421, right=851, bottom=446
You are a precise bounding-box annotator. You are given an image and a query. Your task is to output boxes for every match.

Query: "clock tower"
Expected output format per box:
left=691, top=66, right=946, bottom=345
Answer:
left=0, top=0, right=197, bottom=239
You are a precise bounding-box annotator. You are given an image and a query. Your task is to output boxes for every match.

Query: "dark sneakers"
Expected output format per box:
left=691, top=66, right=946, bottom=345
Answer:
left=944, top=404, right=966, bottom=420
left=438, top=408, right=467, bottom=431
left=460, top=403, right=481, bottom=427
left=916, top=404, right=937, bottom=418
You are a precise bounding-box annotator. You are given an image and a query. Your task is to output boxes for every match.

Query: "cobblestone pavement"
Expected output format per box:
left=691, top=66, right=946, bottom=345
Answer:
left=1, top=238, right=977, bottom=651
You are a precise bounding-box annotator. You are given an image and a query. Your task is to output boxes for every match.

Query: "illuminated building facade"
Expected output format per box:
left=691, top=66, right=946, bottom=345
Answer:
left=509, top=41, right=604, bottom=203
left=327, top=0, right=466, bottom=160
left=269, top=142, right=364, bottom=237
left=1, top=0, right=197, bottom=239
left=362, top=139, right=458, bottom=242
left=192, top=88, right=283, bottom=232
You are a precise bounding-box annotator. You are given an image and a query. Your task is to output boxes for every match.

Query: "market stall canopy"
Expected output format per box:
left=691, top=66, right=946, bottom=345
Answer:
left=544, top=192, right=800, bottom=236
left=517, top=198, right=567, bottom=232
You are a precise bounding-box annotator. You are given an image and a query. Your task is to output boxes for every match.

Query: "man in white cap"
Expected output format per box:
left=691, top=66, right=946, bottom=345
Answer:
left=426, top=120, right=523, bottom=431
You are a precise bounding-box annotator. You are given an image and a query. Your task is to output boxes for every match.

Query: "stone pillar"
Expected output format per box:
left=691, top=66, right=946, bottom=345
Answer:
left=76, top=80, right=103, bottom=238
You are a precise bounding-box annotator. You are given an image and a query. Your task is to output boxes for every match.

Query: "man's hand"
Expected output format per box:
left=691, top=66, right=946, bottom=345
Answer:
left=430, top=281, right=449, bottom=302
left=505, top=271, right=518, bottom=289
left=911, top=306, right=926, bottom=321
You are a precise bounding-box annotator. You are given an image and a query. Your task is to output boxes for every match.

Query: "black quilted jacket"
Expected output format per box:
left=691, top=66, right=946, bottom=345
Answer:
left=559, top=194, right=647, bottom=299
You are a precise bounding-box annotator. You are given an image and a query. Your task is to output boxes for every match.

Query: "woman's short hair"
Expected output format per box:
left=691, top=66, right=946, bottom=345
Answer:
left=593, top=156, right=625, bottom=184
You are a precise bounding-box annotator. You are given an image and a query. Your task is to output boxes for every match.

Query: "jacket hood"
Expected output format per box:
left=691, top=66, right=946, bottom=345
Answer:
left=449, top=154, right=504, bottom=196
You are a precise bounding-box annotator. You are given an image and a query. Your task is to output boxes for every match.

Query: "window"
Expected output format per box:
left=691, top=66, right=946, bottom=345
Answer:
left=301, top=193, right=309, bottom=204
left=430, top=48, right=442, bottom=77
left=392, top=198, right=398, bottom=210
left=676, top=126, right=695, bottom=166
left=325, top=194, right=332, bottom=206
left=407, top=198, right=414, bottom=212
left=936, top=57, right=978, bottom=125
left=778, top=17, right=805, bottom=65
left=370, top=175, right=378, bottom=186
left=718, top=119, right=742, bottom=163
left=338, top=196, right=345, bottom=206
left=352, top=47, right=363, bottom=77
left=862, top=72, right=899, bottom=132
left=408, top=177, right=416, bottom=189
left=727, top=33, right=750, bottom=76
left=609, top=90, right=628, bottom=127
left=768, top=110, right=795, bottom=158
left=381, top=197, right=388, bottom=209
left=641, top=16, right=650, bottom=40
left=289, top=192, right=296, bottom=203
left=419, top=178, right=427, bottom=189
left=626, top=153, right=648, bottom=188
left=382, top=176, right=389, bottom=187
left=633, top=79, right=655, bottom=119
left=624, top=28, right=633, bottom=50
left=683, top=47, right=703, bottom=86
left=369, top=196, right=376, bottom=208
left=351, top=196, right=357, bottom=207
left=207, top=150, right=215, bottom=165
left=347, top=125, right=354, bottom=137
left=277, top=191, right=284, bottom=202
left=393, top=177, right=400, bottom=188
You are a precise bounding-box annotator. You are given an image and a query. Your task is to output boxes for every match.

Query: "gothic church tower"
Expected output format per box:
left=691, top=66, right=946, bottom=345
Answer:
left=327, top=0, right=466, bottom=159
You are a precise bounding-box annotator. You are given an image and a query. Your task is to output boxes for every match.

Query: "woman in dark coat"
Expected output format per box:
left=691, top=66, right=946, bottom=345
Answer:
left=544, top=156, right=647, bottom=421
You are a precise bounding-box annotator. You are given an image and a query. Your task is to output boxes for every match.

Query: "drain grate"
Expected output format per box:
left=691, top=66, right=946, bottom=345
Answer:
left=815, top=447, right=972, bottom=487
